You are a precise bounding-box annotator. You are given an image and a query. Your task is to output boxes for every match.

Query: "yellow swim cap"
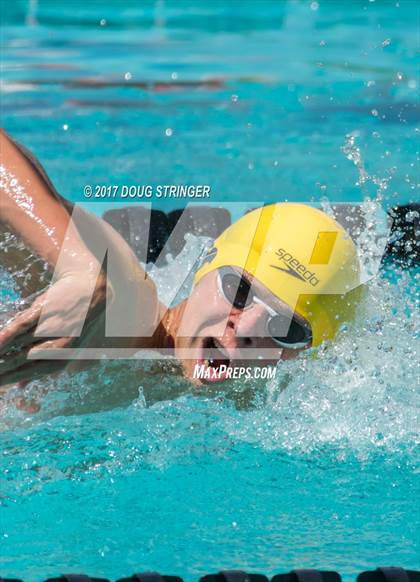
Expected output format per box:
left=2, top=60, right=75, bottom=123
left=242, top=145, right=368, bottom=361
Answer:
left=195, top=203, right=363, bottom=347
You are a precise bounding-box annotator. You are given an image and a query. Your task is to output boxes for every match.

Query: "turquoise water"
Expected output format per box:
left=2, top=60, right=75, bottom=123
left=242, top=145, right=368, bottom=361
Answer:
left=1, top=1, right=419, bottom=580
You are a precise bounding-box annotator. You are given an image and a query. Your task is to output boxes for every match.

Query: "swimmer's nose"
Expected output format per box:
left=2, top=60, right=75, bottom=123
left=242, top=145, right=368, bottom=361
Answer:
left=226, top=302, right=269, bottom=348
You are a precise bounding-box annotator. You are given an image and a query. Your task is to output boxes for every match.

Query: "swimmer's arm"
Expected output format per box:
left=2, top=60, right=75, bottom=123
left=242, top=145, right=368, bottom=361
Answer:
left=0, top=129, right=110, bottom=368
left=0, top=128, right=99, bottom=276
left=0, top=130, right=160, bottom=381
left=0, top=129, right=154, bottom=301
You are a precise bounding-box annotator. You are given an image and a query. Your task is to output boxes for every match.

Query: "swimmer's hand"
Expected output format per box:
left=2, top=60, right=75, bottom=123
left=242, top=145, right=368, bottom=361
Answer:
left=0, top=271, right=109, bottom=386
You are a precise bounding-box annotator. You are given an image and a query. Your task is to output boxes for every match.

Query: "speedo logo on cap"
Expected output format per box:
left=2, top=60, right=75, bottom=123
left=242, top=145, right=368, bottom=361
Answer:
left=271, top=248, right=320, bottom=287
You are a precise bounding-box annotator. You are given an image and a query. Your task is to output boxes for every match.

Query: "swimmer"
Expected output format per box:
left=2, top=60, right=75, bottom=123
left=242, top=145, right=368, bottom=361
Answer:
left=0, top=129, right=402, bottom=391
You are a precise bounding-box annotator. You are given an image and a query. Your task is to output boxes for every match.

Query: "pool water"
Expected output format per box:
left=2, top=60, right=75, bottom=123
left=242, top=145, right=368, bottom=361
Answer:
left=0, top=1, right=419, bottom=580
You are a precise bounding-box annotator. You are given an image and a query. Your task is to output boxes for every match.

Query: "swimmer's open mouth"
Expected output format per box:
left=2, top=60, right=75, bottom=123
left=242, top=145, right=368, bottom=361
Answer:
left=199, top=337, right=231, bottom=382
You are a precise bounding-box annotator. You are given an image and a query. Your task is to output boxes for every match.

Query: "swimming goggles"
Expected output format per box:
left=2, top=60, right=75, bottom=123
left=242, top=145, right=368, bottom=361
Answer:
left=217, top=266, right=312, bottom=349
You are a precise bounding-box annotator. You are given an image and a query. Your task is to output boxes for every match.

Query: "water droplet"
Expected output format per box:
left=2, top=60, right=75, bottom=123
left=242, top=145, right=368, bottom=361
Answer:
left=171, top=72, right=178, bottom=80
left=405, top=210, right=419, bottom=222
left=63, top=124, right=69, bottom=131
left=382, top=38, right=391, bottom=47
left=100, top=18, right=106, bottom=26
left=231, top=94, right=238, bottom=103
left=371, top=109, right=379, bottom=117
left=165, top=128, right=173, bottom=137
left=124, top=72, right=132, bottom=81
left=396, top=72, right=403, bottom=81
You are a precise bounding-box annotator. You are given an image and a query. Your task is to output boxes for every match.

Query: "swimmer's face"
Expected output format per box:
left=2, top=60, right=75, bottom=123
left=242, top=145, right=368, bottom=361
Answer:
left=174, top=268, right=312, bottom=384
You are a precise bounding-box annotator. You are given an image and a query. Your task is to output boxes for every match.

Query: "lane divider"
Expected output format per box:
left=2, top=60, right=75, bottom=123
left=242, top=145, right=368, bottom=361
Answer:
left=1, top=566, right=420, bottom=582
